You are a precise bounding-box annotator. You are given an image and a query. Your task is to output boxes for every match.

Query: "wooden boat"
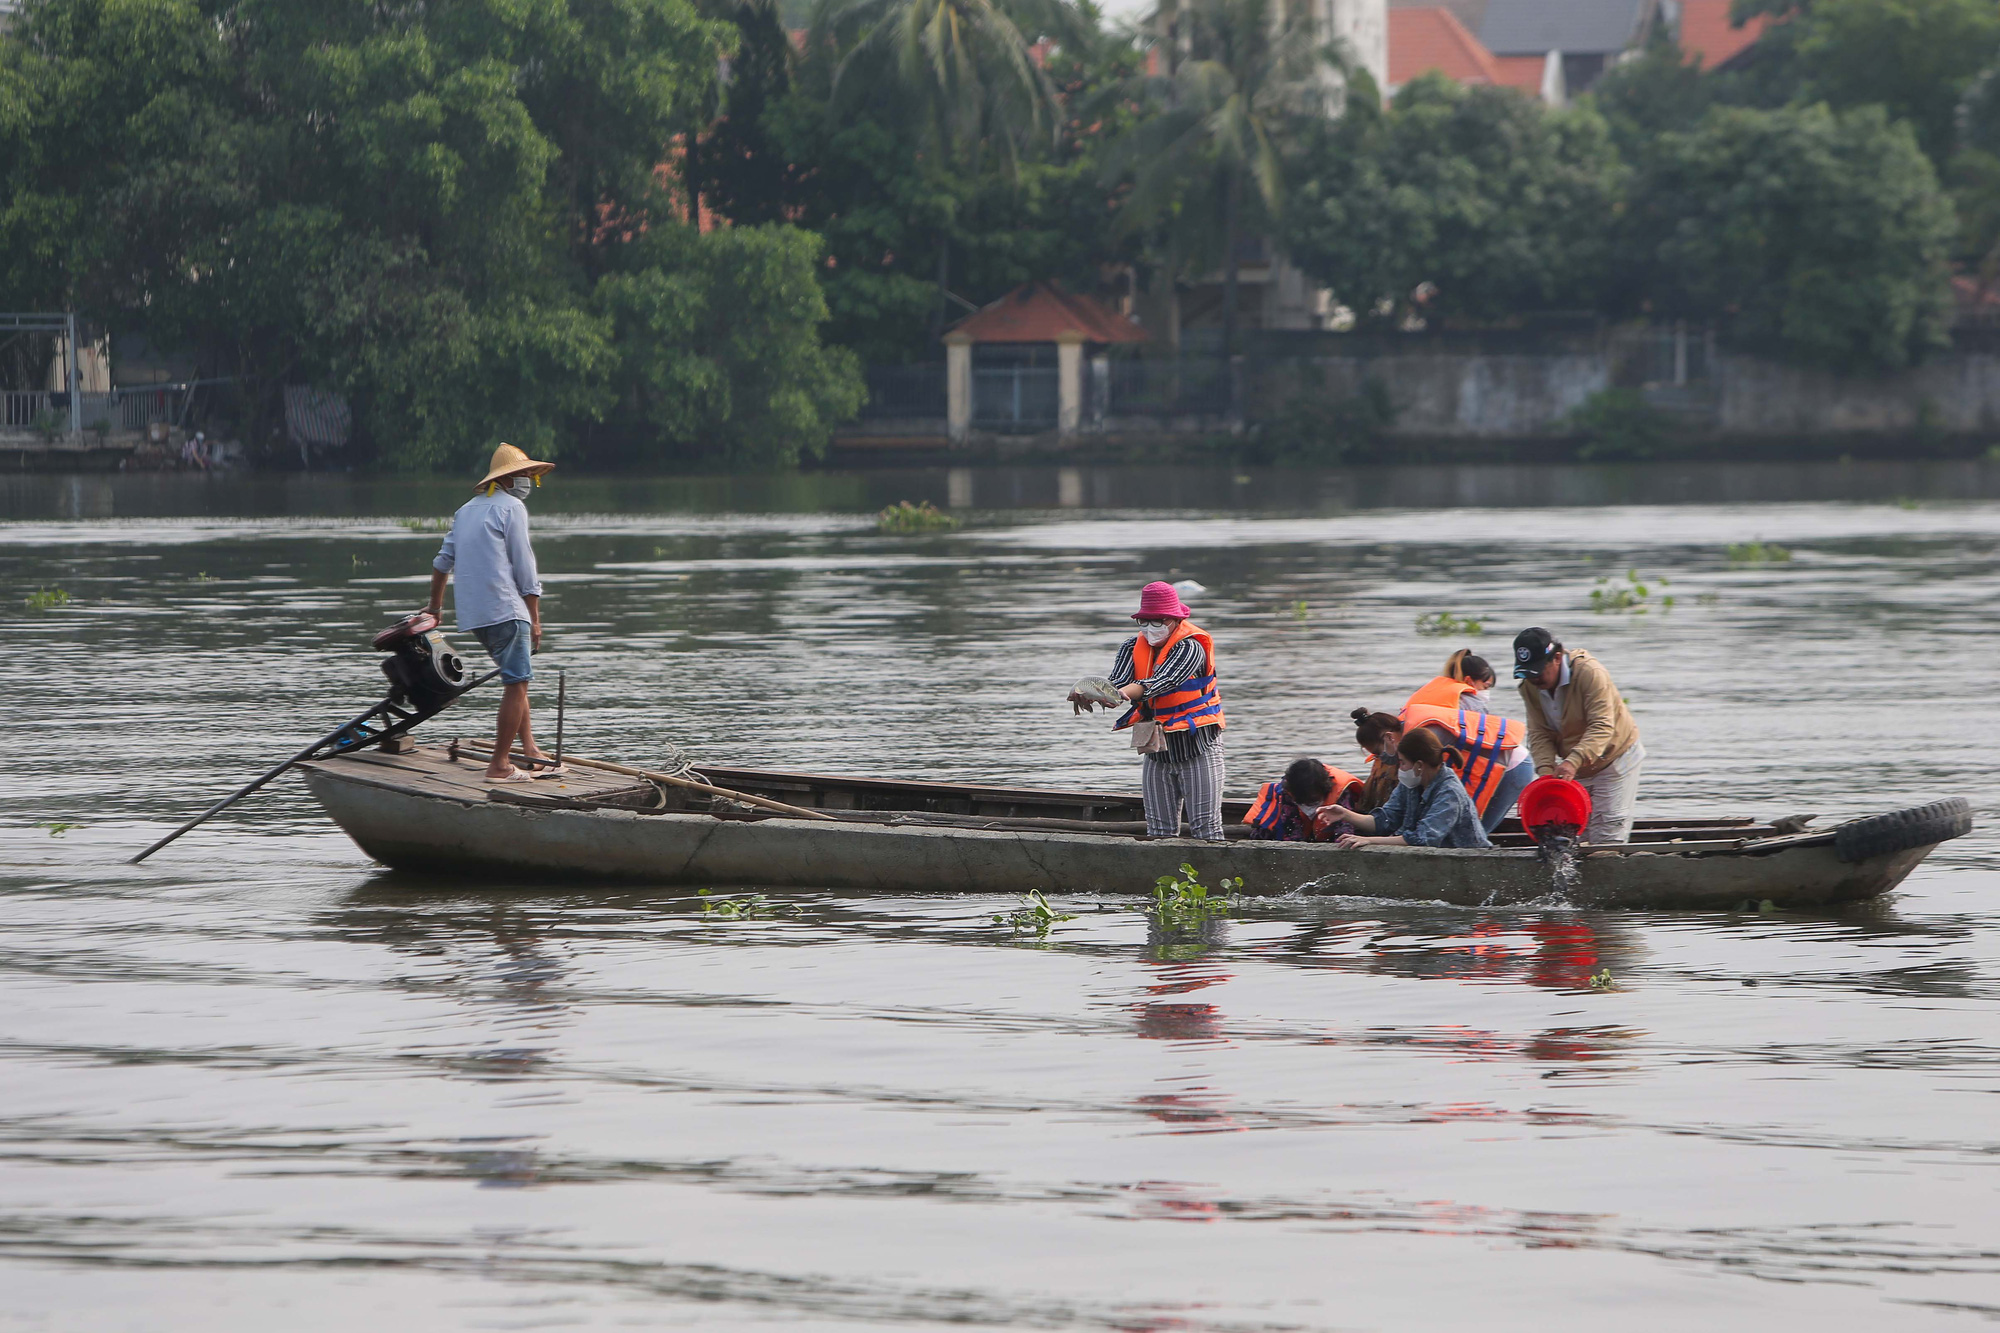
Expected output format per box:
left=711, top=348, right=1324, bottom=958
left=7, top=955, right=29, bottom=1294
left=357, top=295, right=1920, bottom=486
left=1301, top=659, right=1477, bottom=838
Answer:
left=297, top=743, right=1971, bottom=909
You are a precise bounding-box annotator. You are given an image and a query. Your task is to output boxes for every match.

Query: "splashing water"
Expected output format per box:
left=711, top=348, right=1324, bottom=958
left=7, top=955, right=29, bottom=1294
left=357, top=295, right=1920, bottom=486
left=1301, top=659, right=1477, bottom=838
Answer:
left=1536, top=823, right=1584, bottom=897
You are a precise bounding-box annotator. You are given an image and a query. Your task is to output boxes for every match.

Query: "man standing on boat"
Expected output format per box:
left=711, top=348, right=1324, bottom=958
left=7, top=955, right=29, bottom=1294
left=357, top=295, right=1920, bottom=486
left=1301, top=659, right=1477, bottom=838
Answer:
left=424, top=443, right=561, bottom=783
left=1513, top=627, right=1643, bottom=844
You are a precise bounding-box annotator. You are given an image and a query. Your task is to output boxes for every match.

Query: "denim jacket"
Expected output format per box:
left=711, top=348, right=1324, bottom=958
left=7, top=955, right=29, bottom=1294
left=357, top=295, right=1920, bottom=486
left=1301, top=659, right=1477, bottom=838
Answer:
left=1370, top=766, right=1492, bottom=849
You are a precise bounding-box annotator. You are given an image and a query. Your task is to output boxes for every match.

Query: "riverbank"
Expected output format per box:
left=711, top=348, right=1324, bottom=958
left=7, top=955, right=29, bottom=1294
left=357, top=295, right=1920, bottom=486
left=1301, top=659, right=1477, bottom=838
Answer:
left=12, top=457, right=2000, bottom=523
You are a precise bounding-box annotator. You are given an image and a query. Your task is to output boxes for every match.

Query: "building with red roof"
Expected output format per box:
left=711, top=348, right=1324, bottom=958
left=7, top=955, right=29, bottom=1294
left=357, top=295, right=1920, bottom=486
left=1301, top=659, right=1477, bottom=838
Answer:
left=1674, top=0, right=1769, bottom=68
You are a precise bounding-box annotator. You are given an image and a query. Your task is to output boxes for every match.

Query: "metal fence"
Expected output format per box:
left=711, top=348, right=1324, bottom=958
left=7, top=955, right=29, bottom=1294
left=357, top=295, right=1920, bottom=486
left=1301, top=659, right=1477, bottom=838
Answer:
left=1610, top=325, right=1712, bottom=386
left=859, top=363, right=946, bottom=420
left=973, top=365, right=1059, bottom=430
left=1107, top=357, right=1233, bottom=417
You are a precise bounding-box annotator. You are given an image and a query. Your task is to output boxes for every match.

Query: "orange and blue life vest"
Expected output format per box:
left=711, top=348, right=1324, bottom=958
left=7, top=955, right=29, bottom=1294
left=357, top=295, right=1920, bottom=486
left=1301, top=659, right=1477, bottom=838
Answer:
left=1114, top=620, right=1226, bottom=734
left=1399, top=702, right=1523, bottom=817
left=1403, top=675, right=1477, bottom=714
left=1244, top=764, right=1363, bottom=840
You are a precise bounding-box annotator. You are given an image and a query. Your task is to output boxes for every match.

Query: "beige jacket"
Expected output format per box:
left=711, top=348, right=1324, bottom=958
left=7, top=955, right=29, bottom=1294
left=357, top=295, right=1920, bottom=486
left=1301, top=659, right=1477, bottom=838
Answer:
left=1518, top=649, right=1640, bottom=779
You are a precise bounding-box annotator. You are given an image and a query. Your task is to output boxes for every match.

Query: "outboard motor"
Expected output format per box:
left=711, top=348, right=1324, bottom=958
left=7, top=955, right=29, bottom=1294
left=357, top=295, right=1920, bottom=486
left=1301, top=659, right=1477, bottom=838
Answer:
left=372, top=612, right=468, bottom=711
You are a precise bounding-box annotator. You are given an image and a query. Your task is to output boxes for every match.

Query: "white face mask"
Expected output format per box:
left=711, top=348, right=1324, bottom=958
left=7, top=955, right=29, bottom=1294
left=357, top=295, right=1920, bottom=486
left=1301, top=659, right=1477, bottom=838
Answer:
left=1141, top=622, right=1171, bottom=647
left=1471, top=688, right=1491, bottom=702
left=504, top=477, right=533, bottom=500
left=1397, top=767, right=1422, bottom=789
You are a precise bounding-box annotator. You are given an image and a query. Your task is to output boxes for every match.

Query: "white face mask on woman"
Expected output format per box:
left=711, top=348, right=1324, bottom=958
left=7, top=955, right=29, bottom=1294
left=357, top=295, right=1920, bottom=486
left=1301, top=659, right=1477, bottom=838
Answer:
left=1140, top=621, right=1172, bottom=647
left=1471, top=688, right=1491, bottom=702
left=1397, top=766, right=1422, bottom=789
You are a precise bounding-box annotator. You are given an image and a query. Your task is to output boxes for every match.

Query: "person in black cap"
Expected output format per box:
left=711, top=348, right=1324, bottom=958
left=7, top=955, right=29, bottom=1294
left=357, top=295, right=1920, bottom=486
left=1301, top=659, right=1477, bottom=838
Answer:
left=1513, top=628, right=1644, bottom=843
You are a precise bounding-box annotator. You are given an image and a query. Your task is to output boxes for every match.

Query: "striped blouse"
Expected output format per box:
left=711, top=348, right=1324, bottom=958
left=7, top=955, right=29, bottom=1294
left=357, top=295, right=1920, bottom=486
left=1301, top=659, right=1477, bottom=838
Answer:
left=1107, top=634, right=1221, bottom=763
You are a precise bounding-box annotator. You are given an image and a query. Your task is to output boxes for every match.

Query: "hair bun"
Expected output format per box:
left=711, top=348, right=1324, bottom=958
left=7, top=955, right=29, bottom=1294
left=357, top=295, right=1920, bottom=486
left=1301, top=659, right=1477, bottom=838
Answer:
left=1350, top=707, right=1370, bottom=723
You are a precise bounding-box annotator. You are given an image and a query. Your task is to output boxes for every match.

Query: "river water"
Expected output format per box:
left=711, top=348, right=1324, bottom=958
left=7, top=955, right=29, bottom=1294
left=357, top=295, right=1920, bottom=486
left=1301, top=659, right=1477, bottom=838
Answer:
left=5, top=462, right=2000, bottom=1330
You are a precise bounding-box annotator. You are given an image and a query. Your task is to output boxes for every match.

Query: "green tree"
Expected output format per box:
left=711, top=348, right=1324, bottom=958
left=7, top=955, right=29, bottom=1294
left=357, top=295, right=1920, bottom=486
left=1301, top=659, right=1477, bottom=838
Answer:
left=1282, top=73, right=1624, bottom=326
left=1785, top=0, right=2000, bottom=164
left=1625, top=102, right=1955, bottom=370
left=807, top=0, right=1084, bottom=332
left=0, top=0, right=863, bottom=470
left=1109, top=0, right=1330, bottom=362
left=596, top=224, right=863, bottom=467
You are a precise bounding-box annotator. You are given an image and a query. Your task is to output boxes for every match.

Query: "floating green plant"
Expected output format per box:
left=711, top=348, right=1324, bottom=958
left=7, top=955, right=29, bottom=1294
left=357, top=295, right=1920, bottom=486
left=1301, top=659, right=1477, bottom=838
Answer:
left=697, top=888, right=796, bottom=919
left=401, top=516, right=451, bottom=532
left=1149, top=864, right=1241, bottom=930
left=23, top=587, right=70, bottom=610
left=1587, top=968, right=1618, bottom=991
left=1726, top=541, right=1791, bottom=564
left=1590, top=569, right=1672, bottom=615
left=37, top=822, right=75, bottom=837
left=1291, top=599, right=1309, bottom=622
left=993, top=889, right=1075, bottom=937
left=1415, top=611, right=1484, bottom=636
left=876, top=500, right=960, bottom=533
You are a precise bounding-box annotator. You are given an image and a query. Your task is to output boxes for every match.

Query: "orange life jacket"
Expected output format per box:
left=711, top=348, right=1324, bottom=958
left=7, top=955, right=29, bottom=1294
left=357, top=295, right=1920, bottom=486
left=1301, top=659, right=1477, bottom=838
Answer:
left=1113, top=620, right=1225, bottom=734
left=1403, top=675, right=1477, bottom=714
left=1399, top=703, right=1523, bottom=816
left=1244, top=763, right=1364, bottom=839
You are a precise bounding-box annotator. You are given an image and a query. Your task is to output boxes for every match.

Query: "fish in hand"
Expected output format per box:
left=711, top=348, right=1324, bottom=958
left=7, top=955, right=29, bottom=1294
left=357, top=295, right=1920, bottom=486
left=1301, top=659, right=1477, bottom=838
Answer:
left=1067, top=677, right=1125, bottom=715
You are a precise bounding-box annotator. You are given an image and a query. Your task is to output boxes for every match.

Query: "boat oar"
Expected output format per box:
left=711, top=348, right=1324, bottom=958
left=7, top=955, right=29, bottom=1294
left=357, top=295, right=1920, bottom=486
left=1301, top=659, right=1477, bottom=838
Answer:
left=132, top=668, right=505, bottom=864
left=458, top=744, right=837, bottom=823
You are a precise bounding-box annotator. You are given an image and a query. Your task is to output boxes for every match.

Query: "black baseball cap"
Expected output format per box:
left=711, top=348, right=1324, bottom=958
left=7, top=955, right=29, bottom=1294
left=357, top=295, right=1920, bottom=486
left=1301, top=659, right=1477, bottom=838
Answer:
left=1512, top=627, right=1558, bottom=678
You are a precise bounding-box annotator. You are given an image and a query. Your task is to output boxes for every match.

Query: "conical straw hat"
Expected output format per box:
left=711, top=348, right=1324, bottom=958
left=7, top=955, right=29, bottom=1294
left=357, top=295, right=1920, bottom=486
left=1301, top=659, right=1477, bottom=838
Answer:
left=475, top=442, right=555, bottom=490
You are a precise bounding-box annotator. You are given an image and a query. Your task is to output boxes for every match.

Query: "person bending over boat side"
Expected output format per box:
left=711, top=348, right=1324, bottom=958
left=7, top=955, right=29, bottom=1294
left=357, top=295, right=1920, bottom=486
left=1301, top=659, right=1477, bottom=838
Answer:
left=1401, top=650, right=1535, bottom=834
left=1332, top=727, right=1493, bottom=850
left=1350, top=709, right=1405, bottom=812
left=1245, top=758, right=1364, bottom=842
left=1512, top=627, right=1643, bottom=845
left=425, top=443, right=564, bottom=784
left=1099, top=581, right=1228, bottom=840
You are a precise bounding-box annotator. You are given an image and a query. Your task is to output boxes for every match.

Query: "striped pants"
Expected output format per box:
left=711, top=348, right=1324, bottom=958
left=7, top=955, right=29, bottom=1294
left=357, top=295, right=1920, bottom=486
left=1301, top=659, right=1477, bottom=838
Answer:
left=1141, top=739, right=1227, bottom=840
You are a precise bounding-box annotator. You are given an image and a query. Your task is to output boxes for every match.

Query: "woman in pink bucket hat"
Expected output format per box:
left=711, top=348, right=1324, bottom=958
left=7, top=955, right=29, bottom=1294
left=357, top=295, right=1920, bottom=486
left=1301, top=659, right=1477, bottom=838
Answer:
left=1069, top=581, right=1228, bottom=840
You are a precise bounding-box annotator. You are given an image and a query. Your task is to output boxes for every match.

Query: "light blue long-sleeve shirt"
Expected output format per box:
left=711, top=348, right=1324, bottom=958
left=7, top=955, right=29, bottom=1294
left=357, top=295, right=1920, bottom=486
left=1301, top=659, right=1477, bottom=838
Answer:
left=433, top=491, right=542, bottom=632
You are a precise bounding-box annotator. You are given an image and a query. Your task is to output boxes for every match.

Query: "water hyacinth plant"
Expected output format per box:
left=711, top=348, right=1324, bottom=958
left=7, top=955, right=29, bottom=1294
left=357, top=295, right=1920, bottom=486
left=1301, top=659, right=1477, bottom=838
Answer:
left=993, top=889, right=1075, bottom=937
left=876, top=500, right=959, bottom=533
left=1415, top=611, right=1484, bottom=636
left=1590, top=569, right=1673, bottom=614
left=1149, top=864, right=1242, bottom=930
left=24, top=587, right=69, bottom=610
left=1726, top=541, right=1791, bottom=563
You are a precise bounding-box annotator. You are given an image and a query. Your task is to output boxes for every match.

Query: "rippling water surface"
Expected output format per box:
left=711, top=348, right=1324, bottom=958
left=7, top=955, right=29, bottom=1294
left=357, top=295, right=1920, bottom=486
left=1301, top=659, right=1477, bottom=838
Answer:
left=6, top=462, right=2000, bottom=1330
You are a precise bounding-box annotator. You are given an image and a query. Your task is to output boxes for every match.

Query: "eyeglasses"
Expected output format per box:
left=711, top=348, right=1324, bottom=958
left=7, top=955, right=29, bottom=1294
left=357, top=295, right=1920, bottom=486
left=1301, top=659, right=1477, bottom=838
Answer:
left=1136, top=618, right=1170, bottom=629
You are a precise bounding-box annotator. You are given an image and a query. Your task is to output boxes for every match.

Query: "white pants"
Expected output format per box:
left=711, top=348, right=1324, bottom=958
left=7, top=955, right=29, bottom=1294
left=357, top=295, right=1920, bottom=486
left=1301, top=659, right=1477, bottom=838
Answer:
left=1578, top=752, right=1642, bottom=845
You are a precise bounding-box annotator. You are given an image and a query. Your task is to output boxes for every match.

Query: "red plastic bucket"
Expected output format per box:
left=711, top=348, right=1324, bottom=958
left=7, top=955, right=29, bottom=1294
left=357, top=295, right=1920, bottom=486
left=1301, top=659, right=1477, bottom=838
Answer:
left=1518, top=776, right=1592, bottom=837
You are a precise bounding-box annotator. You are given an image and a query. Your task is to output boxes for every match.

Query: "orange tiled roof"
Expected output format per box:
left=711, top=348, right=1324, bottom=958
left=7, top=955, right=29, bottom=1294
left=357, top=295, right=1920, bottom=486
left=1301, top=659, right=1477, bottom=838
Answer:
left=1389, top=7, right=1503, bottom=85
left=1677, top=0, right=1768, bottom=68
left=948, top=281, right=1147, bottom=345
left=1491, top=52, right=1548, bottom=93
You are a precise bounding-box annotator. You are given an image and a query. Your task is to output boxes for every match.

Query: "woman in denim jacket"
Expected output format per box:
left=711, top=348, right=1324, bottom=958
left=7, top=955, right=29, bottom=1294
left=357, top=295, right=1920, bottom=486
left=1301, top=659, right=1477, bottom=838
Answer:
left=1332, top=727, right=1492, bottom=850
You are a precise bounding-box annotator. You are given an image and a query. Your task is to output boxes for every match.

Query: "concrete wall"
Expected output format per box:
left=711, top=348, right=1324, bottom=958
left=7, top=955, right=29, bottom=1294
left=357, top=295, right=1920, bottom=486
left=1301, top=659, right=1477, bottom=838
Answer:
left=1714, top=353, right=2000, bottom=435
left=1256, top=344, right=2000, bottom=439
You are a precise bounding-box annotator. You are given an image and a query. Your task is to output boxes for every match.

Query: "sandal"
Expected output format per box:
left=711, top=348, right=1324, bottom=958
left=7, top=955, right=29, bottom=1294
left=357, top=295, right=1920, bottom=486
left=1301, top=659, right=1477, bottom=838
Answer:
left=488, top=768, right=536, bottom=784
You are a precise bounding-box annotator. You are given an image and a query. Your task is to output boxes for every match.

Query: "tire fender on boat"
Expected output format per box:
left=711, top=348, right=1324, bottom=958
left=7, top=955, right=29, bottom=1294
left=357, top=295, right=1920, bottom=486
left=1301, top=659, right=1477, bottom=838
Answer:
left=1833, top=798, right=1973, bottom=864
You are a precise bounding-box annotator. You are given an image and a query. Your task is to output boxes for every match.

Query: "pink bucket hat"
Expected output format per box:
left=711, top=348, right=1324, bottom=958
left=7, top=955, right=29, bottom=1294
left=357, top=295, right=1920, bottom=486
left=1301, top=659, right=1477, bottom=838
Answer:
left=1132, top=581, right=1191, bottom=620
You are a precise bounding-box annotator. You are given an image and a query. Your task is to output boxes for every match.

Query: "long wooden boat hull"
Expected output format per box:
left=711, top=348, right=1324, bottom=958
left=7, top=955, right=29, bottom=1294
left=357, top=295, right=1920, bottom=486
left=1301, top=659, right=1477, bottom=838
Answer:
left=299, top=750, right=1940, bottom=910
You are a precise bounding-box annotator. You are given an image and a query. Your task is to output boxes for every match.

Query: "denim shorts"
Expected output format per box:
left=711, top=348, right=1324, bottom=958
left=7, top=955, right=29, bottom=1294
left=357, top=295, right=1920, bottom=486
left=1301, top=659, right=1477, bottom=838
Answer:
left=471, top=619, right=533, bottom=684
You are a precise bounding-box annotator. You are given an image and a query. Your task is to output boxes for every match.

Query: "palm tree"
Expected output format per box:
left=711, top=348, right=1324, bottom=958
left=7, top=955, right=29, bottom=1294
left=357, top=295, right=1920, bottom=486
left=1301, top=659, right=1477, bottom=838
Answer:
left=809, top=0, right=1086, bottom=329
left=1110, top=0, right=1337, bottom=370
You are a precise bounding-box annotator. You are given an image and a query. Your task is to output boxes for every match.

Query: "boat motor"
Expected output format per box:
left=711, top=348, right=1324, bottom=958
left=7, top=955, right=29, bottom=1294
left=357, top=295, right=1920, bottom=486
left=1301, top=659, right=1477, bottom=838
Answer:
left=372, top=612, right=468, bottom=711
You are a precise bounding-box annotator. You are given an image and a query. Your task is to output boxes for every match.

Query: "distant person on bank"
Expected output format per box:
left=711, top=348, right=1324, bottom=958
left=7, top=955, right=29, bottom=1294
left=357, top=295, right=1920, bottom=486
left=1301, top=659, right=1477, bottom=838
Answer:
left=425, top=443, right=563, bottom=783
left=1512, top=627, right=1643, bottom=844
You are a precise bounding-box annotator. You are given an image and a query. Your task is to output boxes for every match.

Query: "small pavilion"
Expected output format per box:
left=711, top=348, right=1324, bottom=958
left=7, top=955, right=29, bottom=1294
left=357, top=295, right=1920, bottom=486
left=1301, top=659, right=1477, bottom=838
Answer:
left=943, top=282, right=1147, bottom=442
